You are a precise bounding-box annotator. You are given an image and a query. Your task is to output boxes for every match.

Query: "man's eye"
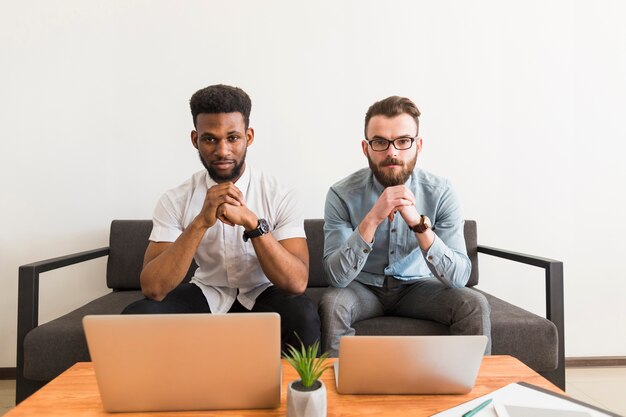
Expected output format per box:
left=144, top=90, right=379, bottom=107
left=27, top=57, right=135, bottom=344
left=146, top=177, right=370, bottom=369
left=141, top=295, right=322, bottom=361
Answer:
left=228, top=136, right=240, bottom=142
left=203, top=137, right=217, bottom=143
left=397, top=139, right=411, bottom=146
left=372, top=140, right=387, bottom=146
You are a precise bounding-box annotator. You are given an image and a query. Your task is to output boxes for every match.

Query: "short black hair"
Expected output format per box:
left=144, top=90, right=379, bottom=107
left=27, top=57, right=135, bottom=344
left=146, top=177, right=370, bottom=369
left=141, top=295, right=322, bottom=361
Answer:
left=189, top=84, right=252, bottom=129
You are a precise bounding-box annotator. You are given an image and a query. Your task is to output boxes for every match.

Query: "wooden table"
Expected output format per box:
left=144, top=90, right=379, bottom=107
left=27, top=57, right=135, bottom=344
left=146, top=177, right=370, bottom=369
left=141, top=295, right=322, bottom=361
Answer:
left=7, top=356, right=561, bottom=416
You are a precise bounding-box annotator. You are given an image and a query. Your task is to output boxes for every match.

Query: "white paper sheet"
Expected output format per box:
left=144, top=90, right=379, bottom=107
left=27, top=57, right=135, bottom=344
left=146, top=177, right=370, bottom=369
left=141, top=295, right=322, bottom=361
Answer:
left=431, top=383, right=618, bottom=417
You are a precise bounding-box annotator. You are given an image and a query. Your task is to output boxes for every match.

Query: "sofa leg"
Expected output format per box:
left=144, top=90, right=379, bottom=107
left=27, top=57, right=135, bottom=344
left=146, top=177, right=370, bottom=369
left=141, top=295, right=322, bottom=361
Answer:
left=539, top=362, right=566, bottom=391
left=15, top=374, right=46, bottom=404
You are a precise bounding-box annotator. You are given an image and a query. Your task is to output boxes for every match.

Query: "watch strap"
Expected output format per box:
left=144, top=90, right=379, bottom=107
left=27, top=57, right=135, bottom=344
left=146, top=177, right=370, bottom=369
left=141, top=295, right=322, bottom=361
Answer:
left=411, top=215, right=431, bottom=234
left=243, top=219, right=269, bottom=241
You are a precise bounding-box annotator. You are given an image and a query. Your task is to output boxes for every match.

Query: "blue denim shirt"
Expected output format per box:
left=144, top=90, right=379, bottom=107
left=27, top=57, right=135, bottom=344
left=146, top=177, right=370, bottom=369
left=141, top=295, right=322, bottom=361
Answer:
left=323, top=167, right=471, bottom=289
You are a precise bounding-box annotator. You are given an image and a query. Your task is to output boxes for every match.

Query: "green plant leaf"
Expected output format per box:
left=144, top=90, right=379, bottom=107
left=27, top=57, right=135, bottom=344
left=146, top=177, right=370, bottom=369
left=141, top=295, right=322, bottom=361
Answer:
left=282, top=335, right=332, bottom=388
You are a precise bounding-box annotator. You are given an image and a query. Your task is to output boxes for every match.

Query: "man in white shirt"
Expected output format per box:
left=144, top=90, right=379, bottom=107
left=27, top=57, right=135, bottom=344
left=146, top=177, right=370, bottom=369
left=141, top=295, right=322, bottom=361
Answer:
left=122, top=84, right=321, bottom=351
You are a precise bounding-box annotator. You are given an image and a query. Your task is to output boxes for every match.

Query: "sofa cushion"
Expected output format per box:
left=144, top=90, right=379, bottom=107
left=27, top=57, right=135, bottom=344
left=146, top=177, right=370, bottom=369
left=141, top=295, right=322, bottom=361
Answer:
left=304, top=219, right=327, bottom=287
left=107, top=220, right=196, bottom=290
left=106, top=220, right=152, bottom=290
left=304, top=287, right=327, bottom=306
left=481, top=290, right=558, bottom=372
left=23, top=290, right=144, bottom=381
left=303, top=219, right=478, bottom=288
left=354, top=316, right=450, bottom=335
left=464, top=220, right=479, bottom=287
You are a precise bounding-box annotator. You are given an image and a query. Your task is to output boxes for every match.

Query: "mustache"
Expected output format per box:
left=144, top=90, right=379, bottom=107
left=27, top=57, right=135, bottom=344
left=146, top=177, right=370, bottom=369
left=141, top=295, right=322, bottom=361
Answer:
left=381, top=158, right=404, bottom=167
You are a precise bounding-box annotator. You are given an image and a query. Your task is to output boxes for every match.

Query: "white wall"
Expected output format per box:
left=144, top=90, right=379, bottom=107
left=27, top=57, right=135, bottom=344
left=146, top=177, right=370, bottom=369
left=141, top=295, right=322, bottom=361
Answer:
left=1, top=0, right=625, bottom=367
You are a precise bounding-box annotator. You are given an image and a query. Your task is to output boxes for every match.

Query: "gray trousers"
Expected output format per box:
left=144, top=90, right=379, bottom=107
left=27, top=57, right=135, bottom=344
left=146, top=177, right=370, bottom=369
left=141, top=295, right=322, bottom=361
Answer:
left=319, top=277, right=492, bottom=356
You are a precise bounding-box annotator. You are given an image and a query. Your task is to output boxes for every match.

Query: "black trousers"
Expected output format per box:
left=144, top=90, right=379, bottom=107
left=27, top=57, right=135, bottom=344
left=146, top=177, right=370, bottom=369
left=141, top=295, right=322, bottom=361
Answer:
left=122, top=283, right=321, bottom=353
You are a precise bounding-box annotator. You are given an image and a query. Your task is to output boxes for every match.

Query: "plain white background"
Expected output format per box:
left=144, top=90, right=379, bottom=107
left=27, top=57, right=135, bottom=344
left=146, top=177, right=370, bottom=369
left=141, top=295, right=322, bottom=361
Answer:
left=1, top=0, right=625, bottom=368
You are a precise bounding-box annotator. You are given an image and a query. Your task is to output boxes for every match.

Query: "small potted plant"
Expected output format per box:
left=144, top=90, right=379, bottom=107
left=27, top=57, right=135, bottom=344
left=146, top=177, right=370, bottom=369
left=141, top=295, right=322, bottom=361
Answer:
left=283, top=337, right=332, bottom=417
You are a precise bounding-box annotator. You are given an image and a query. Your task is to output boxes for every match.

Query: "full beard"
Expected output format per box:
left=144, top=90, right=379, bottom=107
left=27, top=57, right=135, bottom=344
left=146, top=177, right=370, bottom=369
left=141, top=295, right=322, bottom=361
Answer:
left=368, top=154, right=417, bottom=188
left=199, top=148, right=247, bottom=183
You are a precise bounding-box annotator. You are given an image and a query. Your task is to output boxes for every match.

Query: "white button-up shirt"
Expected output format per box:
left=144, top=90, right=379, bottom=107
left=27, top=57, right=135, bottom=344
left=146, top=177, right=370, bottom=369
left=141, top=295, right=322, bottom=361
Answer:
left=149, top=166, right=305, bottom=313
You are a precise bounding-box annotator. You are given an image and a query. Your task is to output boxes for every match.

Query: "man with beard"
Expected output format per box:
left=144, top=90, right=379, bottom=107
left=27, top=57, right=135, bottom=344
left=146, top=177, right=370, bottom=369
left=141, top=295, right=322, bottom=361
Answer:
left=319, top=96, right=491, bottom=356
left=122, top=84, right=320, bottom=351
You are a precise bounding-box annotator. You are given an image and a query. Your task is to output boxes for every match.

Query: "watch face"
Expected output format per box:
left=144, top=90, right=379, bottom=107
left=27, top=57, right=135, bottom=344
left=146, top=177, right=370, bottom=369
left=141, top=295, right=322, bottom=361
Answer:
left=259, top=218, right=270, bottom=234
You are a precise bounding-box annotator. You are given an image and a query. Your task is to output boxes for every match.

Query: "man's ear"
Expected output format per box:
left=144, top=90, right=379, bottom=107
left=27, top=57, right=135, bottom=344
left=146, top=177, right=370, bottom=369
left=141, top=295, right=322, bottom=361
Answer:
left=415, top=137, right=423, bottom=155
left=191, top=130, right=199, bottom=149
left=246, top=128, right=255, bottom=147
left=361, top=140, right=369, bottom=157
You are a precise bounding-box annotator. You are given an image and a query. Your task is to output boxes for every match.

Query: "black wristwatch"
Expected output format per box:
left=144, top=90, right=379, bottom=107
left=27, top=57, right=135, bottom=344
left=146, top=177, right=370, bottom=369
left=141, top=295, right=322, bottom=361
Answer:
left=243, top=218, right=270, bottom=242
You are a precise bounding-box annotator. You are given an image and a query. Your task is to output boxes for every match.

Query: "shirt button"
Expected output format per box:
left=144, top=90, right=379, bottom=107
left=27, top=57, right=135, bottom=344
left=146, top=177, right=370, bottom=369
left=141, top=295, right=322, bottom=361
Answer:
left=363, top=249, right=369, bottom=253
left=390, top=250, right=395, bottom=255
left=428, top=256, right=433, bottom=261
left=391, top=228, right=396, bottom=233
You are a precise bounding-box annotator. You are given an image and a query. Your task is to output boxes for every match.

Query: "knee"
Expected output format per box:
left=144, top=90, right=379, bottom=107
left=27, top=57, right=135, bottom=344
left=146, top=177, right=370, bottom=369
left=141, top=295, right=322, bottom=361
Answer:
left=121, top=299, right=163, bottom=314
left=279, top=294, right=321, bottom=331
left=291, top=295, right=321, bottom=326
left=281, top=295, right=321, bottom=344
left=456, top=289, right=491, bottom=317
left=319, top=287, right=356, bottom=318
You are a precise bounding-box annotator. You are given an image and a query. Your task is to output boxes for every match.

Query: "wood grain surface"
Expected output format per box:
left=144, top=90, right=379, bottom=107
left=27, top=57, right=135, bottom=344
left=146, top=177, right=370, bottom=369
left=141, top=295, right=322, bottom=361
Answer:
left=7, top=356, right=561, bottom=416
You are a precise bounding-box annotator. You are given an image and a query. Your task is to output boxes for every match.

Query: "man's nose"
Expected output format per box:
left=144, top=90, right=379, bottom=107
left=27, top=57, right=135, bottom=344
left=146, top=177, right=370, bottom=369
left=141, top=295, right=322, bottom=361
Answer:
left=385, top=142, right=398, bottom=158
left=214, top=139, right=230, bottom=156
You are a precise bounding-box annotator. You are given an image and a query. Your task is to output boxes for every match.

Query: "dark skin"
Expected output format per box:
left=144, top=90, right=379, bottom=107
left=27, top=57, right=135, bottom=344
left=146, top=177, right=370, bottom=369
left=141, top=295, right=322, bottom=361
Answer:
left=139, top=112, right=309, bottom=301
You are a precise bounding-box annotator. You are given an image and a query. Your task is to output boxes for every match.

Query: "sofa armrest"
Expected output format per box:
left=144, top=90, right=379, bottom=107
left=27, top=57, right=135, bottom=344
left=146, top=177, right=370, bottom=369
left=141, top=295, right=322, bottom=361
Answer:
left=18, top=247, right=110, bottom=331
left=16, top=247, right=109, bottom=399
left=477, top=245, right=564, bottom=389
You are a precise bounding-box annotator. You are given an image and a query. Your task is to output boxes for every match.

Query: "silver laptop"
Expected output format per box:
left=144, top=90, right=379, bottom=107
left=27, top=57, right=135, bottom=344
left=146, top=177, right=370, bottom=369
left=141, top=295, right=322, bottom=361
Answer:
left=335, top=335, right=487, bottom=394
left=83, top=313, right=281, bottom=412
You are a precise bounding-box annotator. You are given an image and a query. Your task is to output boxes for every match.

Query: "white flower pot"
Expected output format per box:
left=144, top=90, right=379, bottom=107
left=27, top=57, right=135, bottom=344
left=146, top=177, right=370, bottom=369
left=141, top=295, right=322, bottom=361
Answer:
left=286, top=379, right=327, bottom=417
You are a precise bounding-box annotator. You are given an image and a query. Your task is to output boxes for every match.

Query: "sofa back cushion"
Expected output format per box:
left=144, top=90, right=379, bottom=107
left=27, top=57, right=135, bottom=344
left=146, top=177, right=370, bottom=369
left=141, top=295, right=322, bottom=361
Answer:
left=304, top=219, right=479, bottom=288
left=107, top=220, right=196, bottom=290
left=304, top=219, right=327, bottom=287
left=464, top=220, right=479, bottom=287
left=106, top=218, right=478, bottom=290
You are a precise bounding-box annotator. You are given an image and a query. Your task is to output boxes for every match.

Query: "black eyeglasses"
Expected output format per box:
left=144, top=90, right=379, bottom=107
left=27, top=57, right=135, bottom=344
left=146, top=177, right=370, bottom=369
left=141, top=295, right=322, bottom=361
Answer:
left=366, top=136, right=417, bottom=151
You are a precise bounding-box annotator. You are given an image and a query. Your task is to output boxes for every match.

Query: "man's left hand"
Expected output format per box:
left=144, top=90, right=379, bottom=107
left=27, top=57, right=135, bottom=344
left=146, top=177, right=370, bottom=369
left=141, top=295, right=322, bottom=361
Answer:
left=217, top=203, right=257, bottom=230
left=397, top=204, right=421, bottom=228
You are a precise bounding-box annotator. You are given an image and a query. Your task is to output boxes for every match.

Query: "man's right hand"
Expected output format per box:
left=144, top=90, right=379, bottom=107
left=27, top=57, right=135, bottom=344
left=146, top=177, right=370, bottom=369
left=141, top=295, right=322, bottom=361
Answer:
left=197, top=182, right=245, bottom=228
left=358, top=185, right=415, bottom=243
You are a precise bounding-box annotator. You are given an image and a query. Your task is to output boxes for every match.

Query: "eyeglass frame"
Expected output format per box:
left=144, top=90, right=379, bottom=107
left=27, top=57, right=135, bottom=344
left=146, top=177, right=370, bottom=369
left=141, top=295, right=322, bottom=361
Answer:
left=365, top=135, right=418, bottom=151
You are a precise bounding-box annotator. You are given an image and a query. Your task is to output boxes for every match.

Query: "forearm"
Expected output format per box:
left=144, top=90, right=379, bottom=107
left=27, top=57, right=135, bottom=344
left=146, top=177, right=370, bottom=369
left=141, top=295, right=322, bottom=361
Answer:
left=140, top=218, right=208, bottom=300
left=251, top=236, right=308, bottom=294
left=323, top=229, right=372, bottom=288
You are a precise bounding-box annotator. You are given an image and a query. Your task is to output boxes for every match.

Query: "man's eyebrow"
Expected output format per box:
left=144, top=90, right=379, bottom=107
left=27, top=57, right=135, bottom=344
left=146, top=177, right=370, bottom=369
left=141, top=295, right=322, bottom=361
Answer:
left=371, top=134, right=413, bottom=140
left=200, top=130, right=241, bottom=137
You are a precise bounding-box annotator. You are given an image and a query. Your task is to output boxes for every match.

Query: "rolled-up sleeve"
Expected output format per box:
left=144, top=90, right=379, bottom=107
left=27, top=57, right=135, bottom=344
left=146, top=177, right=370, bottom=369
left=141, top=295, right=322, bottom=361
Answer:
left=322, top=188, right=373, bottom=288
left=422, top=185, right=471, bottom=288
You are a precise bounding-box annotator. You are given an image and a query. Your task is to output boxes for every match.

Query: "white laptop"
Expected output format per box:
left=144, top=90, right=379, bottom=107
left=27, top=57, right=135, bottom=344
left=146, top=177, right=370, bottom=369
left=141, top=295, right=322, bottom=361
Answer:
left=83, top=313, right=281, bottom=412
left=335, top=335, right=487, bottom=394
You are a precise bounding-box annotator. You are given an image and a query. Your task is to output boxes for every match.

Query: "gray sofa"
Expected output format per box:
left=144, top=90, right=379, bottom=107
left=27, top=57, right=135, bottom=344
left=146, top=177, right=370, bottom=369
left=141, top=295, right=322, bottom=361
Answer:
left=16, top=219, right=564, bottom=403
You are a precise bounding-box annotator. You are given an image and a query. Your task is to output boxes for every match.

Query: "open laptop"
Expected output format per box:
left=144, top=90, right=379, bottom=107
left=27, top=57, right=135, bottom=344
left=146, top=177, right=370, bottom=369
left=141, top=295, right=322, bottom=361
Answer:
left=83, top=312, right=281, bottom=412
left=335, top=335, right=488, bottom=394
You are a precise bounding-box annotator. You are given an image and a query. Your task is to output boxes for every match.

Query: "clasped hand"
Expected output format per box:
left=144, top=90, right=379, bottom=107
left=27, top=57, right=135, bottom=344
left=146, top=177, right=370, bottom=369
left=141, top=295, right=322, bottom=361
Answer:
left=371, top=185, right=421, bottom=227
left=199, top=183, right=256, bottom=229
